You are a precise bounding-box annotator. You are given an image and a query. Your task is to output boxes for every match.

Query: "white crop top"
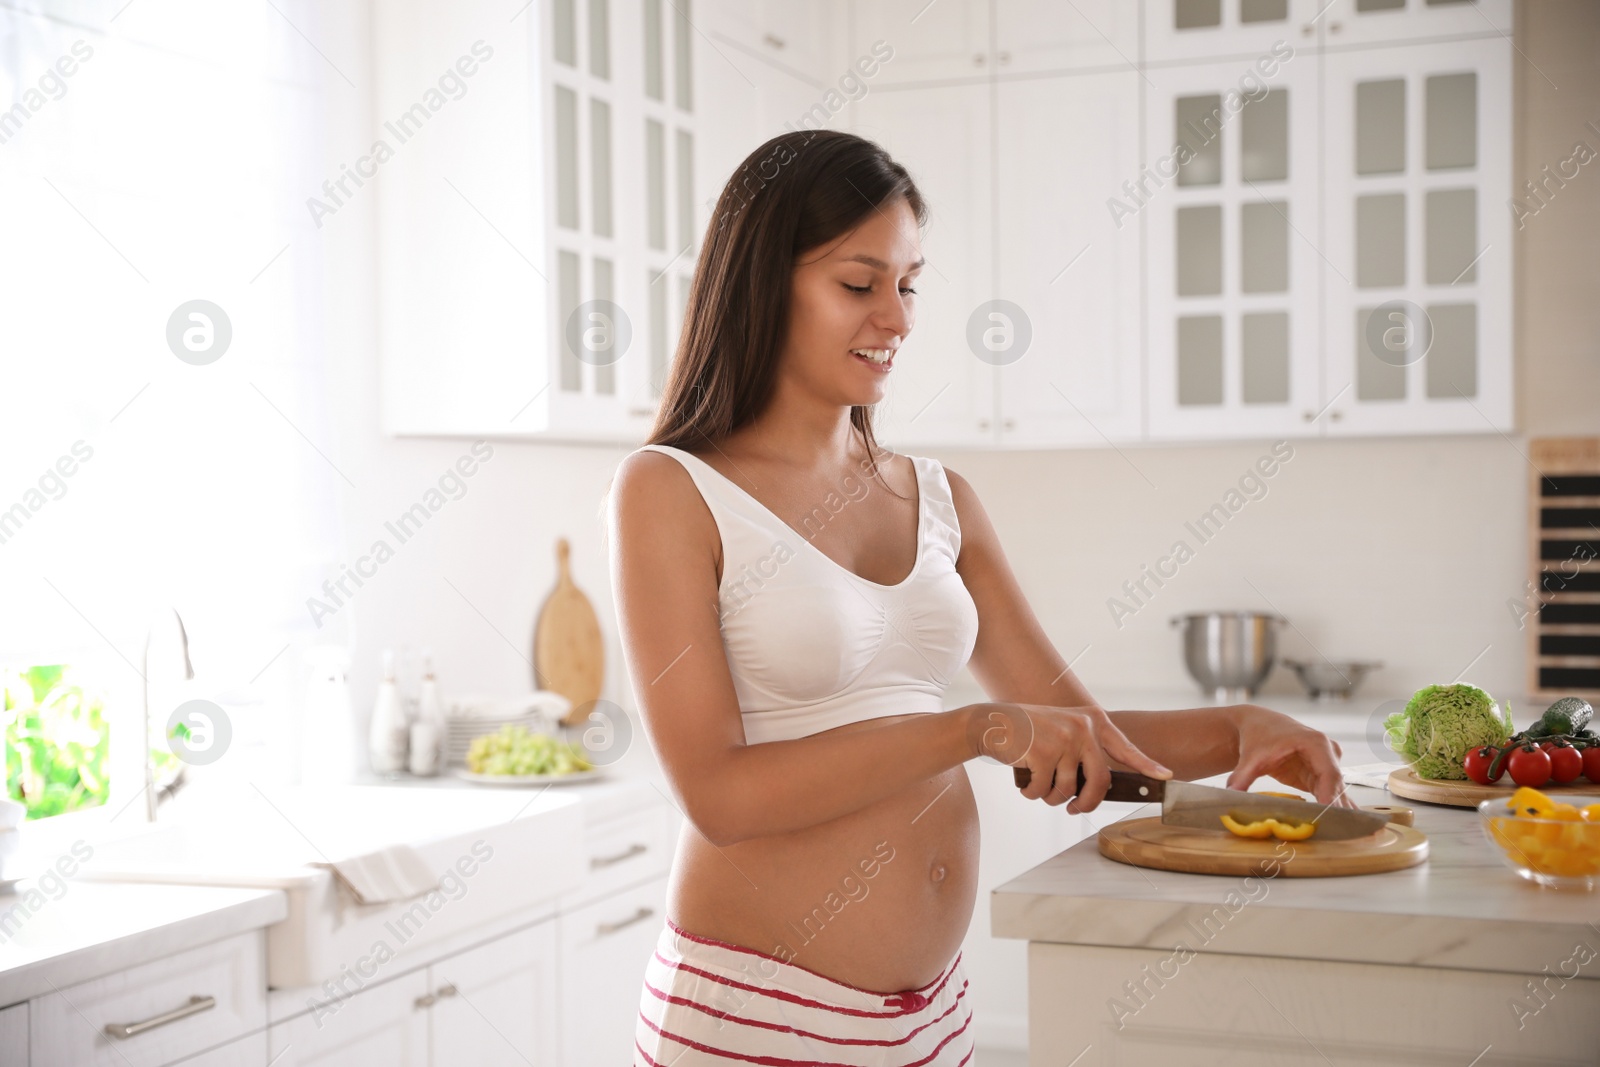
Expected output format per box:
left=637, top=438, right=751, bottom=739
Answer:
left=633, top=444, right=980, bottom=745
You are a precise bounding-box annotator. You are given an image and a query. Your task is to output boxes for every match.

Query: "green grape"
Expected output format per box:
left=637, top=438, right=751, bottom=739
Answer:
left=465, top=723, right=594, bottom=776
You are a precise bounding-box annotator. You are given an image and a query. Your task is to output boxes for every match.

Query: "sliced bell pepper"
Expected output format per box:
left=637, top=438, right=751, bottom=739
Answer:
left=1219, top=813, right=1318, bottom=841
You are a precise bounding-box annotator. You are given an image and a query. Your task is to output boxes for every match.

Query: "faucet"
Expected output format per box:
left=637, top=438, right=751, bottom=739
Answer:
left=141, top=608, right=194, bottom=822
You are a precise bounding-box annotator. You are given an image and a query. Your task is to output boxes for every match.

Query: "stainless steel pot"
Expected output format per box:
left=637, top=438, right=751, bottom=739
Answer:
left=1170, top=611, right=1286, bottom=703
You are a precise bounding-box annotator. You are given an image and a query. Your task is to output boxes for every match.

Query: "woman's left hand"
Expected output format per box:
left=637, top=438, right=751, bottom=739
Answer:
left=1225, top=705, right=1355, bottom=808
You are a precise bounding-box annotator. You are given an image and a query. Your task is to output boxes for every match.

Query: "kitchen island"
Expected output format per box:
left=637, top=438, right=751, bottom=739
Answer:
left=992, top=781, right=1600, bottom=1065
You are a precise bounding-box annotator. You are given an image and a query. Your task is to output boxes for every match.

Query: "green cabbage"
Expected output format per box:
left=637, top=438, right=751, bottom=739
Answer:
left=1383, top=683, right=1512, bottom=780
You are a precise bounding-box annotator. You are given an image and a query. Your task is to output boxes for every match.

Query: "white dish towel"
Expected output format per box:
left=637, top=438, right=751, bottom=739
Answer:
left=1341, top=762, right=1401, bottom=790
left=312, top=844, right=440, bottom=906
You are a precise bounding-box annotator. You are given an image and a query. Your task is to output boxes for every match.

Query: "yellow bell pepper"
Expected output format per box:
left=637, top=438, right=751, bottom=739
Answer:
left=1492, top=786, right=1600, bottom=878
left=1219, top=813, right=1318, bottom=841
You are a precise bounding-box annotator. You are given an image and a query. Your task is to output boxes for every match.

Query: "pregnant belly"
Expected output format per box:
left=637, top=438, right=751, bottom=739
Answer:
left=666, top=723, right=980, bottom=993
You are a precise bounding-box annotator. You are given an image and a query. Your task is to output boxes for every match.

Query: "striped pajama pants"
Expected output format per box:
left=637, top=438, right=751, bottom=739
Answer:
left=636, top=916, right=975, bottom=1066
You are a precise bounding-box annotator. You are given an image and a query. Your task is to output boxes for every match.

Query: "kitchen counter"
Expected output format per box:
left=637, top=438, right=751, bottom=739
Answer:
left=0, top=881, right=285, bottom=1004
left=993, top=781, right=1600, bottom=1064
left=993, top=782, right=1600, bottom=975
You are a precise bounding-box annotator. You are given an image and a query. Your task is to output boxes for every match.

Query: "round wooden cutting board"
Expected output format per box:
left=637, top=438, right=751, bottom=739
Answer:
left=1098, top=817, right=1428, bottom=878
left=1387, top=766, right=1600, bottom=809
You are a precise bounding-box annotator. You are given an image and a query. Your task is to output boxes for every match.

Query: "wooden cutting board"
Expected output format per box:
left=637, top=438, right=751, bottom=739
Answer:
left=533, top=538, right=604, bottom=726
left=1387, top=766, right=1600, bottom=808
left=1098, top=809, right=1427, bottom=878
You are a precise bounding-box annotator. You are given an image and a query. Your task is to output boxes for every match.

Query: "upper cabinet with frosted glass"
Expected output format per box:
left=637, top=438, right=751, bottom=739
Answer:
left=377, top=0, right=704, bottom=440
left=1143, top=0, right=1513, bottom=441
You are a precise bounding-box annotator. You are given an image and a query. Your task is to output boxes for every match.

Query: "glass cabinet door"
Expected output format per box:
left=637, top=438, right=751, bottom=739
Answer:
left=1145, top=0, right=1326, bottom=64
left=1145, top=53, right=1323, bottom=440
left=1316, top=0, right=1512, bottom=48
left=1320, top=37, right=1512, bottom=435
left=543, top=0, right=701, bottom=438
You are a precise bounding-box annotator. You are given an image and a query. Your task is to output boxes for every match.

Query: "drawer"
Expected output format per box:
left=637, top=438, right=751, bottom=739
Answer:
left=571, top=805, right=673, bottom=906
left=558, top=876, right=669, bottom=1067
left=31, top=930, right=267, bottom=1067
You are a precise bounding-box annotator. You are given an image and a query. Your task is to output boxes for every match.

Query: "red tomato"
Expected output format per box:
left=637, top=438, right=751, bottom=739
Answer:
left=1463, top=746, right=1503, bottom=786
left=1583, top=746, right=1600, bottom=783
left=1509, top=745, right=1553, bottom=788
left=1548, top=743, right=1584, bottom=785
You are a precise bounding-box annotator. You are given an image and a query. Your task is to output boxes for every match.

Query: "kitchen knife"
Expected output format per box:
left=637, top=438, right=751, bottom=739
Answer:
left=1011, top=766, right=1391, bottom=841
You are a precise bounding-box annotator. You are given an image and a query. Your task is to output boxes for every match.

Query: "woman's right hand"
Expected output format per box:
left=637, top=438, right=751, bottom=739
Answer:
left=967, top=702, right=1173, bottom=814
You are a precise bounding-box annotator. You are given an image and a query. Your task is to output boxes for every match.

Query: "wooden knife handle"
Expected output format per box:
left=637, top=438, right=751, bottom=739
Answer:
left=1363, top=804, right=1414, bottom=827
left=1012, top=765, right=1166, bottom=804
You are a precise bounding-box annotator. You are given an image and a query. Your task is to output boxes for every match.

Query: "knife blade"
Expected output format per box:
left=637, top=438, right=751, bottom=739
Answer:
left=1011, top=765, right=1389, bottom=841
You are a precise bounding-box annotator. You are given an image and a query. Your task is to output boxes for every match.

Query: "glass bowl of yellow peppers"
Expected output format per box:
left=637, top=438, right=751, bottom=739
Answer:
left=1480, top=787, right=1600, bottom=889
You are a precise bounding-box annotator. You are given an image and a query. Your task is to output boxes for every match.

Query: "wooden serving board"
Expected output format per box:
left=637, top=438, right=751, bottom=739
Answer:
left=1387, top=766, right=1600, bottom=809
left=1098, top=816, right=1428, bottom=878
left=533, top=538, right=605, bottom=726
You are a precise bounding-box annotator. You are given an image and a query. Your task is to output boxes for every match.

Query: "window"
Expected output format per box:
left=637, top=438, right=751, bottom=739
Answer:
left=1, top=1, right=341, bottom=821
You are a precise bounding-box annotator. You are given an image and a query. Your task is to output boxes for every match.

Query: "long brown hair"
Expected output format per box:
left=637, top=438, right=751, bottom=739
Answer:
left=647, top=129, right=928, bottom=476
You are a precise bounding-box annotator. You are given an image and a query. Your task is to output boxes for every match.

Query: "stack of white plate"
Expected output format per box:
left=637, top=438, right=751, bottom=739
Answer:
left=445, top=713, right=546, bottom=766
left=444, top=691, right=571, bottom=767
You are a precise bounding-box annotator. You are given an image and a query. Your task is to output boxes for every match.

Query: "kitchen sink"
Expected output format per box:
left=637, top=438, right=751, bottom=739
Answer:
left=76, top=783, right=586, bottom=988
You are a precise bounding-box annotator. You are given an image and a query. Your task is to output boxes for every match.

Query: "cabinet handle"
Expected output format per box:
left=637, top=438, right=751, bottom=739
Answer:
left=1330, top=410, right=1344, bottom=422
left=591, top=842, right=648, bottom=869
left=436, top=982, right=458, bottom=999
left=973, top=53, right=986, bottom=67
left=762, top=33, right=785, bottom=51
left=1302, top=410, right=1314, bottom=421
left=996, top=51, right=1011, bottom=66
left=1329, top=21, right=1342, bottom=33
left=104, top=995, right=215, bottom=1039
left=1003, top=417, right=1016, bottom=431
left=415, top=992, right=436, bottom=1010
left=1301, top=24, right=1314, bottom=36
left=597, top=905, right=656, bottom=938
left=977, top=418, right=991, bottom=431
left=627, top=407, right=655, bottom=418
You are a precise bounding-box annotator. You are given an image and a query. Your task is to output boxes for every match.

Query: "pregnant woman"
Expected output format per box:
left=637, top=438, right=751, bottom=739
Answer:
left=608, top=130, right=1352, bottom=1066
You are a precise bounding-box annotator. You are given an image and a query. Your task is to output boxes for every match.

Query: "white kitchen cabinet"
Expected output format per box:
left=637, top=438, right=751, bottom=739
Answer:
left=849, top=81, right=998, bottom=449
left=1145, top=0, right=1325, bottom=63
left=1142, top=5, right=1512, bottom=442
left=558, top=876, right=669, bottom=1067
left=1318, top=0, right=1513, bottom=48
left=1, top=1002, right=26, bottom=1065
left=430, top=923, right=559, bottom=1067
left=1144, top=50, right=1324, bottom=440
left=1027, top=942, right=1600, bottom=1065
left=995, top=70, right=1144, bottom=446
left=30, top=931, right=267, bottom=1067
left=703, top=0, right=836, bottom=85
left=848, top=0, right=990, bottom=84
left=1319, top=36, right=1512, bottom=435
left=268, top=970, right=431, bottom=1067
left=377, top=0, right=701, bottom=442
left=167, top=1032, right=268, bottom=1066
left=373, top=0, right=550, bottom=438
left=994, top=0, right=1140, bottom=74
left=265, top=923, right=558, bottom=1067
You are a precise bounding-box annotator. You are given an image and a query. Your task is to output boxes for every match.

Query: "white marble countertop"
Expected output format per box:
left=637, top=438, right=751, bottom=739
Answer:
left=0, top=772, right=669, bottom=1008
left=990, top=780, right=1600, bottom=979
left=350, top=768, right=673, bottom=826
left=0, top=881, right=286, bottom=1004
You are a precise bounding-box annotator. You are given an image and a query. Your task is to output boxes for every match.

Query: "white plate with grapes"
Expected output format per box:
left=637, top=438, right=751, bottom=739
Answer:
left=454, top=767, right=608, bottom=786
left=454, top=723, right=607, bottom=785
